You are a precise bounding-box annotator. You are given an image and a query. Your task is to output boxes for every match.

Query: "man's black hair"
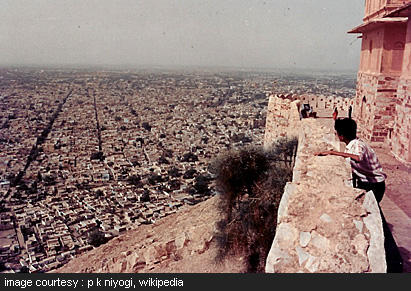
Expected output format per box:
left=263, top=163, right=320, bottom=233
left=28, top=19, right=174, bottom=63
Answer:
left=334, top=118, right=357, bottom=141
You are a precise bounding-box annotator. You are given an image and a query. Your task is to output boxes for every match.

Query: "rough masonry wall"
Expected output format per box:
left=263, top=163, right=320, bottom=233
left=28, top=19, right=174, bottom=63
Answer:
left=354, top=72, right=411, bottom=163
left=264, top=96, right=386, bottom=273
left=354, top=72, right=399, bottom=142
left=392, top=77, right=411, bottom=163
left=353, top=73, right=378, bottom=140
left=263, top=95, right=300, bottom=148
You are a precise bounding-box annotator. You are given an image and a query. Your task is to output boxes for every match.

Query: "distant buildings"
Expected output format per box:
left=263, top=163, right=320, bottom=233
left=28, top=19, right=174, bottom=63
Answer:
left=1, top=68, right=291, bottom=272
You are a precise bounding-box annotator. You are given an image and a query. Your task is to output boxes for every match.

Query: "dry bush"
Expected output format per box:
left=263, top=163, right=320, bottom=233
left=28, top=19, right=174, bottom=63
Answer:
left=210, top=137, right=298, bottom=272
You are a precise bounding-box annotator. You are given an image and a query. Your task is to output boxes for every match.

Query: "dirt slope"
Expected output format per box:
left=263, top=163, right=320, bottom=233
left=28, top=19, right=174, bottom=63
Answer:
left=55, top=196, right=246, bottom=273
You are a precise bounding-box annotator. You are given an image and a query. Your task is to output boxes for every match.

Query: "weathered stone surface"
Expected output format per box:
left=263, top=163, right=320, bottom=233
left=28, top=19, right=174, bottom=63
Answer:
left=265, top=223, right=298, bottom=273
left=363, top=191, right=387, bottom=273
left=304, top=255, right=319, bottom=273
left=353, top=219, right=364, bottom=233
left=56, top=196, right=236, bottom=273
left=277, top=183, right=295, bottom=222
left=264, top=110, right=386, bottom=273
left=300, top=231, right=311, bottom=247
left=274, top=223, right=299, bottom=249
left=265, top=246, right=291, bottom=273
left=175, top=232, right=189, bottom=250
left=127, top=252, right=145, bottom=272
left=144, top=245, right=162, bottom=265
left=310, top=231, right=329, bottom=250
left=319, top=213, right=333, bottom=223
left=353, top=234, right=368, bottom=256
left=296, top=246, right=310, bottom=265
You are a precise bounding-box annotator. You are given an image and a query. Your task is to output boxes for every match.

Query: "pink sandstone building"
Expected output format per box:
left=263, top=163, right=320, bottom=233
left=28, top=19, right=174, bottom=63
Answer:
left=349, top=0, right=411, bottom=163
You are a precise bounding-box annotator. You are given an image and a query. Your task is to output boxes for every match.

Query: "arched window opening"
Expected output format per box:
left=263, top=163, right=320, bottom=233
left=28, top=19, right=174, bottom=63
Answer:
left=394, top=41, right=404, bottom=49
left=361, top=96, right=367, bottom=118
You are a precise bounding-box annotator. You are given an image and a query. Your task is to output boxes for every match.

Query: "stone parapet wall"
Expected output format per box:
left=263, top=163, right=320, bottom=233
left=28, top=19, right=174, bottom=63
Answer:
left=263, top=93, right=354, bottom=149
left=275, top=93, right=354, bottom=112
left=264, top=96, right=386, bottom=273
left=263, top=95, right=300, bottom=148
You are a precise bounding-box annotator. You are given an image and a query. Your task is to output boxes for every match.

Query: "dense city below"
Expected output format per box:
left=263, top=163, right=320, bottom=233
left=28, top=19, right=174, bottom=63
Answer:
left=0, top=67, right=356, bottom=273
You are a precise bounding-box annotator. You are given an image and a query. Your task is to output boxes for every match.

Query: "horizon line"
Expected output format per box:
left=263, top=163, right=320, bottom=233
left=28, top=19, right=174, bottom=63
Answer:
left=0, top=63, right=359, bottom=75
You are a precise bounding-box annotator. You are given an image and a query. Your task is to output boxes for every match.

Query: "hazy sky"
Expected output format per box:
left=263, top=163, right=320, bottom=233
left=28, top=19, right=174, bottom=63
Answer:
left=0, top=0, right=365, bottom=71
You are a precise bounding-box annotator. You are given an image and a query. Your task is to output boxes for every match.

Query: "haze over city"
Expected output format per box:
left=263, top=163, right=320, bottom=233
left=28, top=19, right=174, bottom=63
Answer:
left=0, top=0, right=364, bottom=71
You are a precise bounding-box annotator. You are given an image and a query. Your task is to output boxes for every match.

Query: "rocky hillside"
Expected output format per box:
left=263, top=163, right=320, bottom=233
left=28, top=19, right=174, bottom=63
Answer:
left=55, top=196, right=246, bottom=273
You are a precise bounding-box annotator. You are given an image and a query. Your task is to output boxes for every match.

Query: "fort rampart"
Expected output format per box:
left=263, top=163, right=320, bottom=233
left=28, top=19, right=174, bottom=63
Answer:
left=274, top=93, right=354, bottom=111
left=264, top=94, right=354, bottom=147
left=264, top=95, right=386, bottom=273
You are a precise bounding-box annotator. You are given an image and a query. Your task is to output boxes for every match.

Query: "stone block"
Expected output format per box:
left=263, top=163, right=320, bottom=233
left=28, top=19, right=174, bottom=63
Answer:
left=353, top=234, right=368, bottom=256
left=363, top=191, right=387, bottom=273
left=143, top=245, right=162, bottom=265
left=353, top=219, right=364, bottom=233
left=277, top=183, right=295, bottom=222
left=299, top=231, right=311, bottom=247
left=319, top=213, right=332, bottom=223
left=296, top=246, right=310, bottom=265
left=175, top=232, right=189, bottom=250
left=165, top=240, right=176, bottom=254
left=304, top=255, right=319, bottom=273
left=127, top=252, right=145, bottom=272
left=265, top=246, right=291, bottom=273
left=310, top=231, right=329, bottom=250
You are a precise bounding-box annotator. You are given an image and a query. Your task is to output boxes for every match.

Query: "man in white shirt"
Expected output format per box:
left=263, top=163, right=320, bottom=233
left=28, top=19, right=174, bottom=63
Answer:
left=316, top=118, right=387, bottom=203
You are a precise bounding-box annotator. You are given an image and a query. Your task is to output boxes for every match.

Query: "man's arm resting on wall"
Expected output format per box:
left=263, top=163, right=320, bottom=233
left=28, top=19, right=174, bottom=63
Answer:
left=315, top=150, right=360, bottom=162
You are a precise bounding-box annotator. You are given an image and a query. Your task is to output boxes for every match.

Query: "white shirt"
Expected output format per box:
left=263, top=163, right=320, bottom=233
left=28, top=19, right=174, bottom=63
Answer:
left=345, top=138, right=387, bottom=183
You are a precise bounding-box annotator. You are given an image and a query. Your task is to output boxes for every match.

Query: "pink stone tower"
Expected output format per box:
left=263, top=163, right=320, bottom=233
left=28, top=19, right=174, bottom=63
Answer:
left=349, top=0, right=411, bottom=163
